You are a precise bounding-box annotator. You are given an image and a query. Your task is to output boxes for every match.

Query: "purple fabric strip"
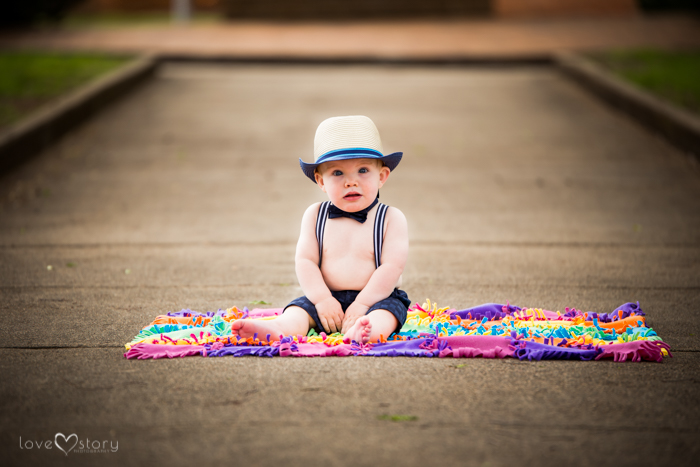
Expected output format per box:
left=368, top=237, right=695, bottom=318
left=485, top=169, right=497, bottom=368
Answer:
left=205, top=344, right=279, bottom=358
left=509, top=340, right=600, bottom=361
left=360, top=338, right=444, bottom=357
left=448, top=302, right=644, bottom=324
left=583, top=302, right=645, bottom=323
left=449, top=303, right=521, bottom=321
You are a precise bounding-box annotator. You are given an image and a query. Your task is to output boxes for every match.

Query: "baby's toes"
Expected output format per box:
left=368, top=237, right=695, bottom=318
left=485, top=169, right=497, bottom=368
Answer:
left=231, top=320, right=244, bottom=333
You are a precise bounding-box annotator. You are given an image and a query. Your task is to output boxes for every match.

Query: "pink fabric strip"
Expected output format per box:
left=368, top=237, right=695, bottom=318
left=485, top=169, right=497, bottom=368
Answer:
left=438, top=335, right=514, bottom=359
left=124, top=343, right=204, bottom=360
left=595, top=341, right=671, bottom=362
left=279, top=342, right=355, bottom=357
left=247, top=308, right=284, bottom=318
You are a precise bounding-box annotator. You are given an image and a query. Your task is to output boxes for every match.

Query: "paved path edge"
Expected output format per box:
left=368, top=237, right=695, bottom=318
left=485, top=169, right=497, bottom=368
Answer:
left=555, top=51, right=700, bottom=160
left=0, top=54, right=159, bottom=174
left=161, top=53, right=553, bottom=66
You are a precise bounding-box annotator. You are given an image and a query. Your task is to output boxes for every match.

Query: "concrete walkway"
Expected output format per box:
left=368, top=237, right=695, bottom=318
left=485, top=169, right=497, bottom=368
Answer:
left=2, top=14, right=700, bottom=58
left=1, top=63, right=699, bottom=465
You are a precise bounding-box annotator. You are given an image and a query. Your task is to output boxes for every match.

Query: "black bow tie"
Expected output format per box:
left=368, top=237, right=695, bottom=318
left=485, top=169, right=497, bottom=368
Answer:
left=328, top=197, right=379, bottom=223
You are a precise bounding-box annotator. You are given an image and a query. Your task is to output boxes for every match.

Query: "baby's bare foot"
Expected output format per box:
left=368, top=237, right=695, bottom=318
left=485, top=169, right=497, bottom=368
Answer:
left=343, top=316, right=372, bottom=344
left=231, top=319, right=284, bottom=342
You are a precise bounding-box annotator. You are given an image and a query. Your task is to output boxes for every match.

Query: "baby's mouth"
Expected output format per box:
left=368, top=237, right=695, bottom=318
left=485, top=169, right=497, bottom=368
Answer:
left=343, top=192, right=362, bottom=201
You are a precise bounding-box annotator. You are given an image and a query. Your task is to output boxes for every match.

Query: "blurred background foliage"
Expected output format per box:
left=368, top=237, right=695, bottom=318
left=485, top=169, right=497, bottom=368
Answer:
left=1, top=1, right=85, bottom=27
left=1, top=0, right=698, bottom=28
left=591, top=49, right=700, bottom=115
left=0, top=52, right=129, bottom=129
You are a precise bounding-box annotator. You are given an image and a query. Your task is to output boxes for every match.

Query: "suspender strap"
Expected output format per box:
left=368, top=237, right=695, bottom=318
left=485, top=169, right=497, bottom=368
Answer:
left=315, top=201, right=388, bottom=269
left=315, top=201, right=331, bottom=267
left=373, top=203, right=388, bottom=269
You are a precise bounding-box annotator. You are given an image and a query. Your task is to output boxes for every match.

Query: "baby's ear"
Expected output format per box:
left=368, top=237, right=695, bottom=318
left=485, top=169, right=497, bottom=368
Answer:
left=378, top=165, right=390, bottom=187
left=314, top=172, right=327, bottom=191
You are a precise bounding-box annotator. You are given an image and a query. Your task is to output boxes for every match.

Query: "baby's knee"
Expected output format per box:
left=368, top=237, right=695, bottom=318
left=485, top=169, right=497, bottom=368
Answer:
left=284, top=305, right=316, bottom=328
left=366, top=308, right=399, bottom=325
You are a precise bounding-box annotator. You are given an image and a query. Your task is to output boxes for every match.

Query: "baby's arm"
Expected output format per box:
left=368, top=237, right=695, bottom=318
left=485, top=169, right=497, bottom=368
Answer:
left=341, top=207, right=409, bottom=332
left=294, top=203, right=345, bottom=333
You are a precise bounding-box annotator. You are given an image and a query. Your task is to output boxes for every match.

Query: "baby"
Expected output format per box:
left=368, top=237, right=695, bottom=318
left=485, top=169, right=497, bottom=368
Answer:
left=232, top=115, right=410, bottom=344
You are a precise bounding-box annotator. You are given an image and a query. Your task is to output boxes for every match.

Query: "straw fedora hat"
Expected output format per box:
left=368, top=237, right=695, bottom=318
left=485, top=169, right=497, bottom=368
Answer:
left=299, top=115, right=403, bottom=183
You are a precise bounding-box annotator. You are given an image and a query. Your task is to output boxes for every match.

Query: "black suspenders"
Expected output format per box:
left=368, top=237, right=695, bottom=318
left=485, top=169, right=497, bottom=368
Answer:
left=316, top=201, right=387, bottom=269
left=316, top=201, right=330, bottom=267
left=372, top=203, right=388, bottom=269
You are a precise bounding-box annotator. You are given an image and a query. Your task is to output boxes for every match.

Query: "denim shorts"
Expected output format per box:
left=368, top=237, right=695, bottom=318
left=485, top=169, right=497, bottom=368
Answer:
left=284, top=288, right=411, bottom=334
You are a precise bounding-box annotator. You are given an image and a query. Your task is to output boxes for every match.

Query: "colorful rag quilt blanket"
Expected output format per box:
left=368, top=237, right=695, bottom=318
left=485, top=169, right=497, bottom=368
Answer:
left=124, top=300, right=671, bottom=362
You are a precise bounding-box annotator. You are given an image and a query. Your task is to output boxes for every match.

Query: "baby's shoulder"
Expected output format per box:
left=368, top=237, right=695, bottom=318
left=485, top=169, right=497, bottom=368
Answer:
left=382, top=206, right=408, bottom=238
left=384, top=205, right=407, bottom=224
left=304, top=201, right=323, bottom=214
left=299, top=202, right=323, bottom=227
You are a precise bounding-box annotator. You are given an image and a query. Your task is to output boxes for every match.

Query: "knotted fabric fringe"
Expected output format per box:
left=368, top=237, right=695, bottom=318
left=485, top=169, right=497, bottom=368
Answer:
left=124, top=300, right=671, bottom=362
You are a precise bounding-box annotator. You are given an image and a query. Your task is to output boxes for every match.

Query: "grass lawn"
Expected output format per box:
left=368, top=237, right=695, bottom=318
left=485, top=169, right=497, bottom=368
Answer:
left=60, top=12, right=223, bottom=29
left=0, top=51, right=131, bottom=130
left=590, top=49, right=700, bottom=115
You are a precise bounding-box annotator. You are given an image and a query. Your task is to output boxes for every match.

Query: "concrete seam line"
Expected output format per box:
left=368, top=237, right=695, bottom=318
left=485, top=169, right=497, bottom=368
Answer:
left=0, top=53, right=160, bottom=174
left=554, top=51, right=700, bottom=160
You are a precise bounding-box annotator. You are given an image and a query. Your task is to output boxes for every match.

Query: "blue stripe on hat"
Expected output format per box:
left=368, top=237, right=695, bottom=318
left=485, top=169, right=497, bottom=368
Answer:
left=315, top=147, right=383, bottom=164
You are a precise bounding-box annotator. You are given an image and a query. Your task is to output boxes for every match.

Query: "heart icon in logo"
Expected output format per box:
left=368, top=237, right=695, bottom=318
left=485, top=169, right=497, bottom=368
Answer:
left=54, top=433, right=78, bottom=456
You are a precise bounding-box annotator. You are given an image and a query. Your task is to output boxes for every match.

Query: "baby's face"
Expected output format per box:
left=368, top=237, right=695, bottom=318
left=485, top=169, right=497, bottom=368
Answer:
left=315, top=158, right=390, bottom=212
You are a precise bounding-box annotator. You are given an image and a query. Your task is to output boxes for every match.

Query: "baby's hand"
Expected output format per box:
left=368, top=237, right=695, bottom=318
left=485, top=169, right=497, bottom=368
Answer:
left=341, top=302, right=370, bottom=334
left=315, top=296, right=344, bottom=334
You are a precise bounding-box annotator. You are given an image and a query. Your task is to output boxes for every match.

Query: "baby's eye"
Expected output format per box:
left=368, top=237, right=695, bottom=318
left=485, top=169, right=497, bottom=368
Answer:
left=358, top=167, right=368, bottom=174
left=332, top=170, right=343, bottom=176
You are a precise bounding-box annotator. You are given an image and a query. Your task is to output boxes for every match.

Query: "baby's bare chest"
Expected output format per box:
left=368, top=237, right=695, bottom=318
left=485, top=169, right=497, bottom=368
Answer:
left=322, top=217, right=376, bottom=263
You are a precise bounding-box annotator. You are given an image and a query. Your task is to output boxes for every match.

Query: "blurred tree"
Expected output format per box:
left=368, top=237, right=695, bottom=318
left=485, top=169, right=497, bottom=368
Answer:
left=638, top=0, right=700, bottom=11
left=1, top=0, right=86, bottom=27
